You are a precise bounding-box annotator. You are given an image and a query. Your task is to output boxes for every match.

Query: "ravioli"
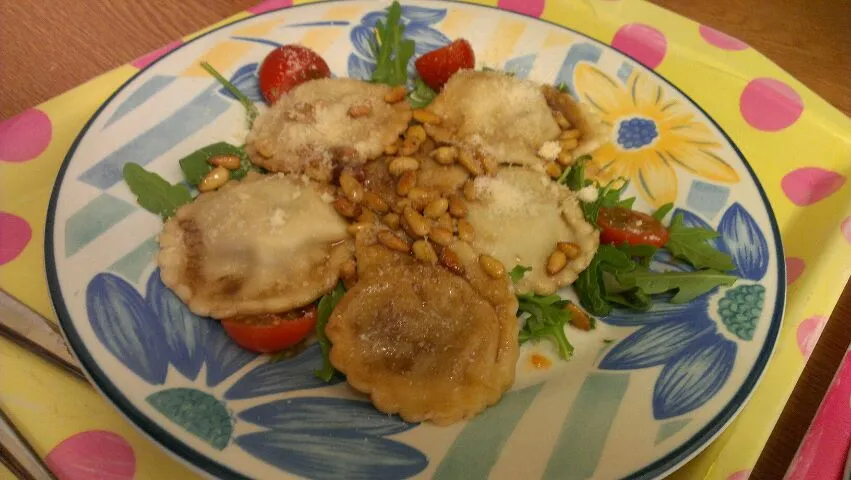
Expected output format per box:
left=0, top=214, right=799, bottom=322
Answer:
left=326, top=235, right=518, bottom=425
left=467, top=167, right=599, bottom=295
left=158, top=173, right=353, bottom=319
left=245, top=78, right=412, bottom=182
left=424, top=70, right=560, bottom=167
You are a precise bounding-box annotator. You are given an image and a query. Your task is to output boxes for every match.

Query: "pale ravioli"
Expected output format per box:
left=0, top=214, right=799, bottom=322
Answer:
left=326, top=234, right=518, bottom=425
left=468, top=168, right=599, bottom=295
left=245, top=78, right=412, bottom=182
left=158, top=173, right=353, bottom=319
left=424, top=70, right=560, bottom=167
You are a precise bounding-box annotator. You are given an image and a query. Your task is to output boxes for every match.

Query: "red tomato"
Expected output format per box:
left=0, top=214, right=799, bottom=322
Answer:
left=222, top=305, right=317, bottom=353
left=414, top=39, right=475, bottom=91
left=258, top=45, right=331, bottom=104
left=597, top=207, right=669, bottom=247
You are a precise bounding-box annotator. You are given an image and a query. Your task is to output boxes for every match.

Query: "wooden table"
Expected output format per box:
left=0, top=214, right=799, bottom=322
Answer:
left=1, top=1, right=849, bottom=478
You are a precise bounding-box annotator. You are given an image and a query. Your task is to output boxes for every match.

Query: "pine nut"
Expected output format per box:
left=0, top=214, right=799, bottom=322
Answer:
left=348, top=103, right=372, bottom=118
left=557, top=241, right=581, bottom=259
left=384, top=86, right=407, bottom=104
left=388, top=156, right=420, bottom=176
left=340, top=258, right=357, bottom=278
left=477, top=151, right=498, bottom=175
left=412, top=109, right=441, bottom=125
left=382, top=212, right=400, bottom=229
left=436, top=213, right=454, bottom=232
left=412, top=240, right=438, bottom=264
left=566, top=302, right=593, bottom=331
left=403, top=207, right=431, bottom=237
left=333, top=197, right=362, bottom=218
left=560, top=137, right=579, bottom=151
left=553, top=111, right=571, bottom=129
left=256, top=140, right=274, bottom=158
left=463, top=179, right=477, bottom=201
left=339, top=172, right=365, bottom=203
left=557, top=150, right=576, bottom=166
left=457, top=219, right=475, bottom=242
left=432, top=146, right=458, bottom=165
left=560, top=129, right=581, bottom=140
left=457, top=149, right=483, bottom=176
left=208, top=154, right=241, bottom=170
left=408, top=187, right=438, bottom=211
left=377, top=230, right=410, bottom=252
left=358, top=209, right=378, bottom=224
left=400, top=125, right=427, bottom=155
left=423, top=198, right=449, bottom=219
left=478, top=254, right=505, bottom=278
left=439, top=247, right=465, bottom=275
left=545, top=162, right=562, bottom=179
left=347, top=222, right=372, bottom=236
left=198, top=166, right=230, bottom=192
left=392, top=197, right=411, bottom=214
left=384, top=142, right=399, bottom=155
left=396, top=170, right=417, bottom=196
left=362, top=192, right=389, bottom=213
left=429, top=227, right=453, bottom=246
left=547, top=250, right=568, bottom=275
left=448, top=194, right=467, bottom=218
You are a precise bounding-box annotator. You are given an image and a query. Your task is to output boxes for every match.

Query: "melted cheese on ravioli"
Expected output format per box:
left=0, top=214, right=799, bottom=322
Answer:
left=158, top=174, right=352, bottom=319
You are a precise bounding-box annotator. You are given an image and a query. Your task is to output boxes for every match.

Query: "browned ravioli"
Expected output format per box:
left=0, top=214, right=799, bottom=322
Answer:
left=326, top=237, right=518, bottom=425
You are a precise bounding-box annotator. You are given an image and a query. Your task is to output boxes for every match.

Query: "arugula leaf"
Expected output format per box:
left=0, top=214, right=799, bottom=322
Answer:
left=617, top=243, right=658, bottom=267
left=517, top=293, right=574, bottom=359
left=122, top=163, right=192, bottom=219
left=509, top=265, right=532, bottom=283
left=179, top=142, right=251, bottom=186
left=556, top=82, right=571, bottom=94
left=371, top=2, right=413, bottom=86
left=558, top=157, right=636, bottom=224
left=652, top=202, right=674, bottom=221
left=408, top=77, right=437, bottom=108
left=558, top=155, right=592, bottom=190
left=617, top=269, right=736, bottom=303
left=315, top=282, right=347, bottom=382
left=200, top=61, right=259, bottom=125
left=665, top=214, right=735, bottom=271
left=605, top=287, right=652, bottom=311
left=575, top=245, right=637, bottom=316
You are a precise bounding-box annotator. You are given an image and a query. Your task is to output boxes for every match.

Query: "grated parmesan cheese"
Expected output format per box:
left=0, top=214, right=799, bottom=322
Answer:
left=577, top=185, right=599, bottom=203
left=537, top=141, right=562, bottom=161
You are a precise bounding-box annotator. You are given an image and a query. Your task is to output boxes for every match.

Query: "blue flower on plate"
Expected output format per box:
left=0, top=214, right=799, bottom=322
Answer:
left=348, top=5, right=450, bottom=82
left=599, top=202, right=770, bottom=420
left=85, top=269, right=427, bottom=477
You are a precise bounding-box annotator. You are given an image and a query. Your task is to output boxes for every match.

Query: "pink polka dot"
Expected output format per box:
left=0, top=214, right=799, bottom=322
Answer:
left=131, top=40, right=183, bottom=69
left=781, top=167, right=845, bottom=206
left=786, top=257, right=805, bottom=285
left=0, top=109, right=52, bottom=163
left=0, top=212, right=32, bottom=265
left=248, top=0, right=293, bottom=14
left=740, top=78, right=803, bottom=131
left=699, top=25, right=749, bottom=51
left=498, top=0, right=545, bottom=17
left=726, top=470, right=751, bottom=480
left=796, top=315, right=827, bottom=358
left=841, top=217, right=851, bottom=243
left=46, top=430, right=135, bottom=480
left=611, top=23, right=668, bottom=69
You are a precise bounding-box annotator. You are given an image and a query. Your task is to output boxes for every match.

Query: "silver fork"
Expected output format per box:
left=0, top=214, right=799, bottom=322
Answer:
left=0, top=289, right=87, bottom=479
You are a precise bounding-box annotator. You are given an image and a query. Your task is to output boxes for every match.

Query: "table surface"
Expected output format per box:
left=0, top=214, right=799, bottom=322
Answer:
left=1, top=1, right=849, bottom=479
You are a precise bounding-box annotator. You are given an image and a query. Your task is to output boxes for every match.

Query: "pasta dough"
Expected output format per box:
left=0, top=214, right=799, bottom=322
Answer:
left=158, top=173, right=352, bottom=319
left=245, top=78, right=412, bottom=182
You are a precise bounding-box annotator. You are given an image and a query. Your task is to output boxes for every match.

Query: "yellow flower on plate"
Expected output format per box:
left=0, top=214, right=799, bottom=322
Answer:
left=573, top=64, right=739, bottom=206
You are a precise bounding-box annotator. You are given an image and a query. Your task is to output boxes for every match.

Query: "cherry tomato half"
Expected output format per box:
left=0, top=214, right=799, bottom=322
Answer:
left=222, top=305, right=317, bottom=353
left=414, top=39, right=475, bottom=91
left=597, top=207, right=669, bottom=247
left=258, top=45, right=331, bottom=104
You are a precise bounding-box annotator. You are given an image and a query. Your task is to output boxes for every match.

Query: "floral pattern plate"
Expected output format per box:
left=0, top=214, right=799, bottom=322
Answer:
left=46, top=1, right=785, bottom=479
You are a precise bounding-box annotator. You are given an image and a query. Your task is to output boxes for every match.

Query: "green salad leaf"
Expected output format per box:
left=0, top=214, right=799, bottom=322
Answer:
left=179, top=142, right=251, bottom=186
left=200, top=61, right=259, bottom=125
left=575, top=245, right=637, bottom=316
left=371, top=1, right=415, bottom=86
left=122, top=163, right=192, bottom=219
left=558, top=156, right=635, bottom=224
left=652, top=202, right=674, bottom=221
left=517, top=293, right=574, bottom=360
left=509, top=265, right=532, bottom=283
left=408, top=77, right=437, bottom=108
left=665, top=213, right=736, bottom=271
left=315, top=282, right=347, bottom=382
left=617, top=269, right=737, bottom=303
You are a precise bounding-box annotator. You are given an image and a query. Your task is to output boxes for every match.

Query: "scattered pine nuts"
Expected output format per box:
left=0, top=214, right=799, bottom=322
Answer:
left=333, top=197, right=362, bottom=218
left=208, top=154, right=241, bottom=170
left=547, top=250, right=568, bottom=275
left=382, top=212, right=400, bottom=230
left=403, top=207, right=431, bottom=237
left=479, top=255, right=505, bottom=278
left=553, top=111, right=571, bottom=129
left=557, top=150, right=575, bottom=166
left=557, top=241, right=581, bottom=259
left=362, top=191, right=389, bottom=213
left=432, top=146, right=458, bottom=165
left=384, top=86, right=407, bottom=103
left=396, top=171, right=417, bottom=196
left=339, top=172, right=365, bottom=203
left=560, top=137, right=579, bottom=151
left=457, top=149, right=483, bottom=176
left=423, top=198, right=449, bottom=219
left=347, top=222, right=372, bottom=236
left=457, top=219, right=475, bottom=242
left=384, top=142, right=399, bottom=155
left=357, top=209, right=378, bottom=224
left=400, top=125, right=427, bottom=155
left=545, top=162, right=562, bottom=179
left=412, top=240, right=438, bottom=264
left=198, top=166, right=230, bottom=192
left=436, top=213, right=454, bottom=232
left=377, top=230, right=410, bottom=252
left=560, top=129, right=581, bottom=140
left=463, top=179, right=477, bottom=201
left=408, top=187, right=438, bottom=211
left=412, top=109, right=441, bottom=125
left=448, top=194, right=468, bottom=218
left=348, top=103, right=372, bottom=118
left=566, top=302, right=593, bottom=331
left=388, top=156, right=420, bottom=176
left=439, top=247, right=465, bottom=275
left=429, top=227, right=454, bottom=246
